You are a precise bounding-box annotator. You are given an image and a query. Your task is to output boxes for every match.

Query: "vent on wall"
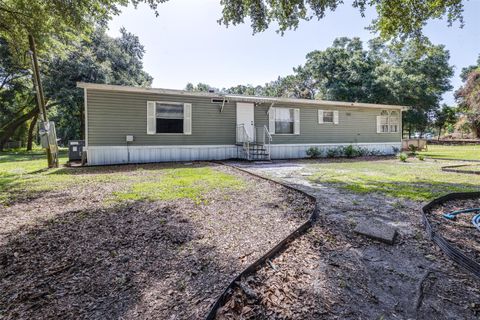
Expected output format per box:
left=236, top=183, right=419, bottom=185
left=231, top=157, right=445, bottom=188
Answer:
left=211, top=98, right=228, bottom=104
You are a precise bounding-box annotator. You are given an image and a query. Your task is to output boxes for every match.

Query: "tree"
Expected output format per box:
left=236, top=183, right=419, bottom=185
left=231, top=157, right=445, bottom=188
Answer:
left=0, top=0, right=167, bottom=59
left=0, top=28, right=153, bottom=149
left=219, top=0, right=465, bottom=42
left=433, top=105, right=458, bottom=139
left=185, top=38, right=453, bottom=137
left=456, top=56, right=480, bottom=137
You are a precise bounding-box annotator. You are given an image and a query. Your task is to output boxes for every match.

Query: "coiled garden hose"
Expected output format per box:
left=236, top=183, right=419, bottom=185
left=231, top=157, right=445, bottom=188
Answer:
left=443, top=208, right=480, bottom=232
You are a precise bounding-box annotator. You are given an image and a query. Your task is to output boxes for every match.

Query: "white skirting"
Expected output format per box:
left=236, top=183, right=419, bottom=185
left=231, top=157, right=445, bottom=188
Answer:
left=86, top=142, right=402, bottom=165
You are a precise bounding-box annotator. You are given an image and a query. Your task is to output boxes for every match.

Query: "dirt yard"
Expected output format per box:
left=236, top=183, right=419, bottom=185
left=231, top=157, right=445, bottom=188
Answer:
left=0, top=162, right=313, bottom=319
left=216, top=160, right=480, bottom=320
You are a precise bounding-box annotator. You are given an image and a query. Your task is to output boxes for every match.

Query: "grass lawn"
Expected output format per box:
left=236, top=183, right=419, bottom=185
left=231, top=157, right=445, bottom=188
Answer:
left=419, top=144, right=480, bottom=161
left=307, top=157, right=480, bottom=201
left=0, top=149, right=244, bottom=205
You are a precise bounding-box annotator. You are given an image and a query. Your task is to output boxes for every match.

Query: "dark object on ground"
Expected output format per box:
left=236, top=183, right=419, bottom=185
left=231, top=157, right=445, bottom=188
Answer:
left=442, top=164, right=480, bottom=173
left=423, top=192, right=480, bottom=279
left=68, top=140, right=85, bottom=161
left=354, top=219, right=397, bottom=244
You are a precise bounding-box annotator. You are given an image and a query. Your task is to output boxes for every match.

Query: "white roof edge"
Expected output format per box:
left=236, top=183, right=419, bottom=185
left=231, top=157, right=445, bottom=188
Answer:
left=77, top=82, right=409, bottom=110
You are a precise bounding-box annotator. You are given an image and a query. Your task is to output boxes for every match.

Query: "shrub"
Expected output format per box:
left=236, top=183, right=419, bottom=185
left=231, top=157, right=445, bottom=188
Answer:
left=326, top=147, right=339, bottom=158
left=408, top=144, right=418, bottom=155
left=392, top=146, right=400, bottom=154
left=398, top=152, right=408, bottom=162
left=343, top=145, right=358, bottom=158
left=418, top=154, right=425, bottom=161
left=306, top=147, right=321, bottom=158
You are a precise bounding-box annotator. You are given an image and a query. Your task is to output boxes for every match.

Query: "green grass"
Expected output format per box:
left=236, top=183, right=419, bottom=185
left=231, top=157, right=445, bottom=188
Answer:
left=307, top=158, right=480, bottom=201
left=0, top=150, right=245, bottom=205
left=114, top=167, right=245, bottom=203
left=419, top=145, right=480, bottom=161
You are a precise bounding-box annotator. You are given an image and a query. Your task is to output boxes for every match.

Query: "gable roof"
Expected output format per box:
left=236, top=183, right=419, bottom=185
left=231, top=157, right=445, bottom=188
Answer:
left=77, top=82, right=408, bottom=110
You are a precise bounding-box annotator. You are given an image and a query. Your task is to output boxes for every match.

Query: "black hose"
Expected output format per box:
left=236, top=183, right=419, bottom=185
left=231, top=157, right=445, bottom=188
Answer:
left=422, top=192, right=480, bottom=279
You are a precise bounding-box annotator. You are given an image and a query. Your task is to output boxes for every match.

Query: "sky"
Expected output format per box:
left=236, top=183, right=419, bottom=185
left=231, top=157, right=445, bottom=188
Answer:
left=107, top=0, right=480, bottom=105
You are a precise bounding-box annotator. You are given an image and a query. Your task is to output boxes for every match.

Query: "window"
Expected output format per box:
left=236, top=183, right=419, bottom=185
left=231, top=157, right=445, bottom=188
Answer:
left=323, top=111, right=334, bottom=123
left=147, top=101, right=192, bottom=135
left=389, top=111, right=399, bottom=133
left=275, top=108, right=294, bottom=134
left=377, top=110, right=400, bottom=133
left=156, top=103, right=184, bottom=133
left=269, top=107, right=300, bottom=134
left=318, top=110, right=339, bottom=124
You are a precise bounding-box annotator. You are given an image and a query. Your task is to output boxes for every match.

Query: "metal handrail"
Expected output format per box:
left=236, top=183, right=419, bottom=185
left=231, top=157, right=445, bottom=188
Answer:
left=236, top=124, right=251, bottom=160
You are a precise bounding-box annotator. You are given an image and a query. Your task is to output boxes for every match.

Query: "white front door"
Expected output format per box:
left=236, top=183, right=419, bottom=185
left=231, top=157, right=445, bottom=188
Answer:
left=236, top=102, right=254, bottom=142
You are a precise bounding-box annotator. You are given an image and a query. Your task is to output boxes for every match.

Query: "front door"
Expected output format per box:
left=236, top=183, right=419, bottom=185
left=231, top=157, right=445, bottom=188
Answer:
left=236, top=102, right=254, bottom=142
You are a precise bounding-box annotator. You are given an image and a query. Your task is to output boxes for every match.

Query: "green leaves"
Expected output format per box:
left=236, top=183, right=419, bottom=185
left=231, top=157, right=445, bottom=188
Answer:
left=218, top=0, right=466, bottom=43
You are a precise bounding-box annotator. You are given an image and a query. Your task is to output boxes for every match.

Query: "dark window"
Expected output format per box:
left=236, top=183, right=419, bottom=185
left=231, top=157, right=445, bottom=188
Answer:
left=323, top=111, right=334, bottom=123
left=156, top=103, right=184, bottom=133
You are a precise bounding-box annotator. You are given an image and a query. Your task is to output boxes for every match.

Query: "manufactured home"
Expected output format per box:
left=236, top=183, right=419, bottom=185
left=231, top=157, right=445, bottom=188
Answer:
left=77, top=82, right=407, bottom=165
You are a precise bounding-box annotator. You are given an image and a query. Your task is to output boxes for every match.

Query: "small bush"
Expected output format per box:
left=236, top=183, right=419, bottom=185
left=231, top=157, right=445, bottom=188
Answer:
left=306, top=147, right=322, bottom=158
left=343, top=145, right=358, bottom=158
left=326, top=147, right=339, bottom=158
left=408, top=144, right=418, bottom=155
left=418, top=154, right=425, bottom=161
left=398, top=152, right=408, bottom=162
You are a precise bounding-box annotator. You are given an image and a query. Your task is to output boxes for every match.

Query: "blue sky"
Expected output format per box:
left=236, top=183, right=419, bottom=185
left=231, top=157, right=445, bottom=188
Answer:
left=108, top=0, right=480, bottom=105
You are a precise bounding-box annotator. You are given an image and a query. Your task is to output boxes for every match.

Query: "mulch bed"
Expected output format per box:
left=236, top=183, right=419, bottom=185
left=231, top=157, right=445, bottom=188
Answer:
left=428, top=198, right=480, bottom=262
left=0, top=163, right=314, bottom=319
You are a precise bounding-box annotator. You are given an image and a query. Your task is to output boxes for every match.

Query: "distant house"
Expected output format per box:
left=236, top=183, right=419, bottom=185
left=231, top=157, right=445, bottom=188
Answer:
left=77, top=82, right=407, bottom=165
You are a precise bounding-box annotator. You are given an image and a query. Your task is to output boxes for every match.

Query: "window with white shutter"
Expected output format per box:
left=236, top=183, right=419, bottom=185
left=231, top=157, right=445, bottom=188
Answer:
left=147, top=101, right=192, bottom=134
left=318, top=110, right=338, bottom=124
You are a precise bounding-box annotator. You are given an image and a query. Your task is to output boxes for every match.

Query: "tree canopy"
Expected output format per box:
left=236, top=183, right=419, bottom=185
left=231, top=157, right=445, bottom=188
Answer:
left=219, top=0, right=465, bottom=42
left=187, top=37, right=453, bottom=136
left=0, top=28, right=152, bottom=149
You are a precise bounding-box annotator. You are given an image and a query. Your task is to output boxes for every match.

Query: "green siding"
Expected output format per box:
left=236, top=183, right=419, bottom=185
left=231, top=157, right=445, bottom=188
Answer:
left=254, top=103, right=401, bottom=144
left=87, top=90, right=402, bottom=146
left=87, top=90, right=237, bottom=146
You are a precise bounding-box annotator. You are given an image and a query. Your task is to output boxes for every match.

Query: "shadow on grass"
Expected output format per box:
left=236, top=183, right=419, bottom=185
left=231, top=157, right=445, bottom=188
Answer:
left=48, top=161, right=213, bottom=176
left=312, top=177, right=480, bottom=201
left=0, top=201, right=236, bottom=319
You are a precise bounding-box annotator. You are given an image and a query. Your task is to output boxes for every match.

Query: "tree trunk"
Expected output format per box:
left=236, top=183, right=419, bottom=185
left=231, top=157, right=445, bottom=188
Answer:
left=0, top=102, right=58, bottom=150
left=437, top=127, right=442, bottom=141
left=26, top=113, right=39, bottom=151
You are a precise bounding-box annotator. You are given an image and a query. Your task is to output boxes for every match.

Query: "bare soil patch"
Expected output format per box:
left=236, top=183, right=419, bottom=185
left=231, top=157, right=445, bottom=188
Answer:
left=0, top=163, right=313, bottom=319
left=429, top=198, right=480, bottom=262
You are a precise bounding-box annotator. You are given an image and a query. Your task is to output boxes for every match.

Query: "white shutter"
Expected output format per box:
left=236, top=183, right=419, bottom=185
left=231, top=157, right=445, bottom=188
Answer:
left=147, top=101, right=156, bottom=135
left=376, top=116, right=381, bottom=133
left=333, top=110, right=339, bottom=124
left=183, top=103, right=192, bottom=135
left=294, top=108, right=300, bottom=135
left=268, top=107, right=276, bottom=134
left=318, top=110, right=324, bottom=124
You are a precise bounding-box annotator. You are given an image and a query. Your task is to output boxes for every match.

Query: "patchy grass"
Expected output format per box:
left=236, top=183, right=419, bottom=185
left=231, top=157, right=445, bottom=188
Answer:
left=419, top=144, right=480, bottom=161
left=114, top=167, right=246, bottom=203
left=0, top=150, right=245, bottom=205
left=307, top=158, right=480, bottom=201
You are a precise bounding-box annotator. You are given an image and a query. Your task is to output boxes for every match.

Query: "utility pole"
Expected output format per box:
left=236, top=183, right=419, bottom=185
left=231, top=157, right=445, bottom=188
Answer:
left=28, top=34, right=59, bottom=168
